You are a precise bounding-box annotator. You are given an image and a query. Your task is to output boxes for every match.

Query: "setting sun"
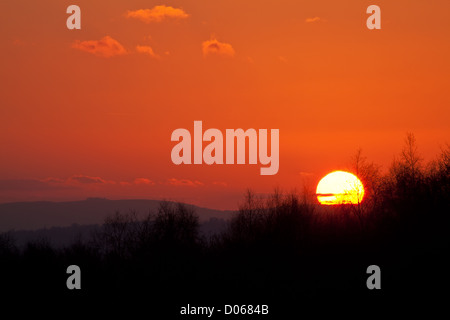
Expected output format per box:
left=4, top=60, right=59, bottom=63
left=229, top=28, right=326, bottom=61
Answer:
left=316, top=171, right=364, bottom=205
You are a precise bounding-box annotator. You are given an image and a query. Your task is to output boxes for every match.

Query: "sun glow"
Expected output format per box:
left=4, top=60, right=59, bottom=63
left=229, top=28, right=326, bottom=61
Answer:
left=316, top=171, right=364, bottom=205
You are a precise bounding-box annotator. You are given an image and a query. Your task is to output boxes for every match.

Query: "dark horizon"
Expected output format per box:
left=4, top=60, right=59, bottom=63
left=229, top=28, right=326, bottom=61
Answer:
left=0, top=197, right=236, bottom=233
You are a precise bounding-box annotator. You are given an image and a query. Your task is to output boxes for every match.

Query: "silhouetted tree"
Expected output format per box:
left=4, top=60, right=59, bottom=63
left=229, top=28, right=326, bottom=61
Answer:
left=385, top=133, right=425, bottom=203
left=92, top=210, right=141, bottom=259
left=152, top=201, right=199, bottom=248
left=0, top=231, right=17, bottom=257
left=227, top=189, right=314, bottom=249
left=348, top=148, right=381, bottom=228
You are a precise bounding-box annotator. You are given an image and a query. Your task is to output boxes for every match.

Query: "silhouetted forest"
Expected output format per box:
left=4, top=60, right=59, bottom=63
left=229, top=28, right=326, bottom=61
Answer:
left=1, top=135, right=449, bottom=315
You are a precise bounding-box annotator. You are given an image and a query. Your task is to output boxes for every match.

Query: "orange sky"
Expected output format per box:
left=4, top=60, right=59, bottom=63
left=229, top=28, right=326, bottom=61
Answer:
left=1, top=1, right=449, bottom=209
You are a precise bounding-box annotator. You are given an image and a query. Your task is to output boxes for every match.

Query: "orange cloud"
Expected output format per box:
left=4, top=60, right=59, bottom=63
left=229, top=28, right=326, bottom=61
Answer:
left=0, top=179, right=71, bottom=191
left=305, top=17, right=322, bottom=23
left=41, top=177, right=66, bottom=184
left=41, top=176, right=155, bottom=187
left=72, top=36, right=127, bottom=58
left=202, top=38, right=235, bottom=57
left=134, top=178, right=155, bottom=185
left=278, top=56, right=288, bottom=63
left=136, top=45, right=159, bottom=58
left=168, top=178, right=204, bottom=187
left=12, top=39, right=26, bottom=46
left=126, top=6, right=189, bottom=23
left=69, top=175, right=110, bottom=184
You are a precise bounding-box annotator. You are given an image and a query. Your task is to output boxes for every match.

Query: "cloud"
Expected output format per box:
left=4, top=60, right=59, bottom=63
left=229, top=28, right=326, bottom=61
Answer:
left=69, top=175, right=108, bottom=184
left=126, top=6, right=189, bottom=23
left=278, top=56, right=288, bottom=63
left=134, top=178, right=155, bottom=185
left=305, top=17, right=322, bottom=23
left=0, top=179, right=72, bottom=191
left=41, top=175, right=114, bottom=185
left=202, top=38, right=235, bottom=57
left=136, top=45, right=159, bottom=58
left=72, top=36, right=127, bottom=58
left=298, top=171, right=314, bottom=177
left=41, top=177, right=66, bottom=184
left=2, top=176, right=156, bottom=190
left=12, top=39, right=26, bottom=46
left=0, top=176, right=112, bottom=190
left=167, top=178, right=204, bottom=187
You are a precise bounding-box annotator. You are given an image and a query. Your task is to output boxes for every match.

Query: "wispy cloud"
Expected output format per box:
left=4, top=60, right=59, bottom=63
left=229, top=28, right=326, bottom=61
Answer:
left=305, top=17, right=322, bottom=23
left=136, top=45, right=159, bottom=58
left=0, top=179, right=72, bottom=191
left=43, top=175, right=115, bottom=185
left=72, top=36, right=127, bottom=58
left=167, top=178, right=204, bottom=187
left=12, top=39, right=26, bottom=46
left=126, top=6, right=189, bottom=23
left=68, top=175, right=111, bottom=184
left=134, top=178, right=155, bottom=185
left=278, top=56, right=288, bottom=63
left=0, top=175, right=161, bottom=203
left=31, top=176, right=155, bottom=187
left=298, top=171, right=314, bottom=177
left=202, top=38, right=235, bottom=57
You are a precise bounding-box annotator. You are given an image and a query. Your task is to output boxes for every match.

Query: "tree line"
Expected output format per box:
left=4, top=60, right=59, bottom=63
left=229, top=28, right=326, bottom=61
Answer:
left=0, top=134, right=448, bottom=311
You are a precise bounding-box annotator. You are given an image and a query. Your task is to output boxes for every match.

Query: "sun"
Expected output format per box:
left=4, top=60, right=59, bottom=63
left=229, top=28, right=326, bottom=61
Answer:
left=316, top=171, right=364, bottom=205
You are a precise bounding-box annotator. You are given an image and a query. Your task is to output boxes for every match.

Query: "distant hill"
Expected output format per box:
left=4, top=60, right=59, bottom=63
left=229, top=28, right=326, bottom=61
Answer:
left=10, top=217, right=230, bottom=248
left=0, top=198, right=235, bottom=232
